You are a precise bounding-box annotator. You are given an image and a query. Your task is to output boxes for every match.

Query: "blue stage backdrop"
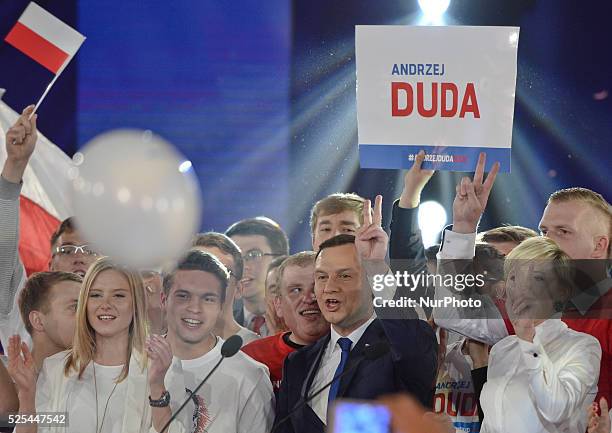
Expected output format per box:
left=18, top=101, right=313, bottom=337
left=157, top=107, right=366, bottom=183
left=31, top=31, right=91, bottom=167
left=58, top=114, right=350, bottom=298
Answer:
left=77, top=0, right=290, bottom=234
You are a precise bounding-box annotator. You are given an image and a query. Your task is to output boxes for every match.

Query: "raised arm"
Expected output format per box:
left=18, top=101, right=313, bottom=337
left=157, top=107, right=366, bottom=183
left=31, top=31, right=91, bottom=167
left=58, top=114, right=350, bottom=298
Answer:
left=390, top=149, right=434, bottom=261
left=357, top=196, right=437, bottom=406
left=389, top=151, right=435, bottom=316
left=0, top=106, right=38, bottom=348
left=432, top=153, right=508, bottom=345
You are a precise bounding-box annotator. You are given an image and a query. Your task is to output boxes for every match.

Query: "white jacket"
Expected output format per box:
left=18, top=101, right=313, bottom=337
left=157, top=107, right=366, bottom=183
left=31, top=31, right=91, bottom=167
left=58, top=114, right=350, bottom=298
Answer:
left=35, top=350, right=187, bottom=433
left=480, top=319, right=601, bottom=433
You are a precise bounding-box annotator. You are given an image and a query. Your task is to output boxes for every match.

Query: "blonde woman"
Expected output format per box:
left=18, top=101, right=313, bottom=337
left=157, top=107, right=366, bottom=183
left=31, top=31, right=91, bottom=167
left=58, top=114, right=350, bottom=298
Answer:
left=480, top=237, right=602, bottom=433
left=8, top=257, right=182, bottom=433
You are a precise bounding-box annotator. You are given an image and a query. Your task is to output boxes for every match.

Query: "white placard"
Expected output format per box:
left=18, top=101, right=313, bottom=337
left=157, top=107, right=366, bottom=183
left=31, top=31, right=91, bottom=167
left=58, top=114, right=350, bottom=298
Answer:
left=356, top=25, right=519, bottom=172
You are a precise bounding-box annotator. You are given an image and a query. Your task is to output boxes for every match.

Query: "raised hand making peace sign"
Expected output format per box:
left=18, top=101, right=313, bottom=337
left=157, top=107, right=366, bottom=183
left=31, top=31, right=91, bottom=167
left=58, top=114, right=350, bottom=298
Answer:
left=355, top=195, right=389, bottom=262
left=452, top=152, right=500, bottom=234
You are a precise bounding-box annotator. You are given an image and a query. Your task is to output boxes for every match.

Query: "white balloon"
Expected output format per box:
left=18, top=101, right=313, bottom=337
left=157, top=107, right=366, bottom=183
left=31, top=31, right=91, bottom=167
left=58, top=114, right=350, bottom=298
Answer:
left=70, top=129, right=201, bottom=269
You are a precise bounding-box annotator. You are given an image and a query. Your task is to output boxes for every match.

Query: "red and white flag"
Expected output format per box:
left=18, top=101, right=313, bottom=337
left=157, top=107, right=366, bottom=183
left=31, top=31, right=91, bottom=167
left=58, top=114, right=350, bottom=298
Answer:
left=4, top=2, right=85, bottom=74
left=0, top=90, right=73, bottom=275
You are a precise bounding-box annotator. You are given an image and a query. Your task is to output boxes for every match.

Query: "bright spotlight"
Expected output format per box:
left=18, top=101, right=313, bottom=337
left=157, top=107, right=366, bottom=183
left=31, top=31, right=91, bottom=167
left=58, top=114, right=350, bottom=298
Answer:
left=418, top=0, right=451, bottom=20
left=178, top=160, right=193, bottom=173
left=417, top=200, right=448, bottom=248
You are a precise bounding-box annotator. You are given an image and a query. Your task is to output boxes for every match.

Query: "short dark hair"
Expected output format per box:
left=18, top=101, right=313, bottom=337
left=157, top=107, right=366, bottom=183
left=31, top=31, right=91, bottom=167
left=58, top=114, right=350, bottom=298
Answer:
left=19, top=271, right=83, bottom=335
left=315, top=234, right=356, bottom=260
left=192, top=232, right=244, bottom=280
left=49, top=217, right=76, bottom=251
left=478, top=225, right=537, bottom=245
left=225, top=217, right=289, bottom=255
left=473, top=243, right=505, bottom=283
left=162, top=250, right=229, bottom=303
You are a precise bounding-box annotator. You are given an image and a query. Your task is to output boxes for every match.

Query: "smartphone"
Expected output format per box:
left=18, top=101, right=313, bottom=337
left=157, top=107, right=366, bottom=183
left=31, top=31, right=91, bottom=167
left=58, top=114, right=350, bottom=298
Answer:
left=328, top=399, right=392, bottom=433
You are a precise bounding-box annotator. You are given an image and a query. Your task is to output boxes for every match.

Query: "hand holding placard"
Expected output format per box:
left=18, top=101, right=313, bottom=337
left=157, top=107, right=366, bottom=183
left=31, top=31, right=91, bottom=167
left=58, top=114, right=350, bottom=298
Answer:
left=399, top=149, right=435, bottom=209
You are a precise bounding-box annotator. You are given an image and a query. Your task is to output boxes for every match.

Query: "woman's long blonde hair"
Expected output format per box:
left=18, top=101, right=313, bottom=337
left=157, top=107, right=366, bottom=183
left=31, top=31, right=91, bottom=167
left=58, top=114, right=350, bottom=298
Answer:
left=64, top=256, right=148, bottom=381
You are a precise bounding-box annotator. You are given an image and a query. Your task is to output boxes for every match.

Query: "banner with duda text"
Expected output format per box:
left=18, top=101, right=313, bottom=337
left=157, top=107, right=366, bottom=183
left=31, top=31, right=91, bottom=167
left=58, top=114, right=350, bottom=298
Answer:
left=356, top=25, right=519, bottom=172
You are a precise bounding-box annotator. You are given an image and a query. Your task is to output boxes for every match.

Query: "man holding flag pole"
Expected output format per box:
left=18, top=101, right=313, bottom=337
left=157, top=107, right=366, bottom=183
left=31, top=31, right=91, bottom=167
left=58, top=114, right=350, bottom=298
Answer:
left=1, top=2, right=87, bottom=351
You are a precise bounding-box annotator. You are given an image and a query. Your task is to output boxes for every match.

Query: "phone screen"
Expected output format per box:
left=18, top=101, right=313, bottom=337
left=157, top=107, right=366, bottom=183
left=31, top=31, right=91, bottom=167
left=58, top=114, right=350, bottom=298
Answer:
left=329, top=399, right=391, bottom=433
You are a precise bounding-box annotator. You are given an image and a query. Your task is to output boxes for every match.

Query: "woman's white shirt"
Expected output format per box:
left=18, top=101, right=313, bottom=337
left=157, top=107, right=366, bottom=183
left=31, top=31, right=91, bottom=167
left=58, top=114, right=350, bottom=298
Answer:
left=480, top=319, right=601, bottom=433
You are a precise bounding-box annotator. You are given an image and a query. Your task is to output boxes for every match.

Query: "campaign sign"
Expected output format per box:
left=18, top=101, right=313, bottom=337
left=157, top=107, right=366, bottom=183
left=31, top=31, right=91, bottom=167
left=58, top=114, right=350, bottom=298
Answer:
left=356, top=26, right=519, bottom=172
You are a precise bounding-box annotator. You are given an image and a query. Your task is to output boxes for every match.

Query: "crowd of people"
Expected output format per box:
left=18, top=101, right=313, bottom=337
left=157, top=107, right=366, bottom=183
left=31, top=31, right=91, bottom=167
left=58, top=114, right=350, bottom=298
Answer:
left=0, top=106, right=610, bottom=433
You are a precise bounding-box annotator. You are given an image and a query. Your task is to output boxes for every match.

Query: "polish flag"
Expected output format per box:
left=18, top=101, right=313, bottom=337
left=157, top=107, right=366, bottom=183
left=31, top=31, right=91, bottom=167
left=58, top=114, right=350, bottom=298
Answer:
left=0, top=90, right=73, bottom=275
left=4, top=2, right=85, bottom=74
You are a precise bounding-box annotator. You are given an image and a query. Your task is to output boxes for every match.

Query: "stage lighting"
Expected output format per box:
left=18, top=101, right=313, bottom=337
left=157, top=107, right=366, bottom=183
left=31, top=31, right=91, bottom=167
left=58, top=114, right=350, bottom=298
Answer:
left=179, top=160, right=193, bottom=173
left=418, top=200, right=447, bottom=248
left=418, top=0, right=451, bottom=20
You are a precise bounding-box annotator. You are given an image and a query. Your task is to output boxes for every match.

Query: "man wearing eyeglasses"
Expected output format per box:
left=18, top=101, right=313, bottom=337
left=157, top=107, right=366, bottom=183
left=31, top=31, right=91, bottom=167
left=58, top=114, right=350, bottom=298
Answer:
left=1, top=107, right=98, bottom=350
left=48, top=217, right=99, bottom=277
left=226, top=217, right=290, bottom=336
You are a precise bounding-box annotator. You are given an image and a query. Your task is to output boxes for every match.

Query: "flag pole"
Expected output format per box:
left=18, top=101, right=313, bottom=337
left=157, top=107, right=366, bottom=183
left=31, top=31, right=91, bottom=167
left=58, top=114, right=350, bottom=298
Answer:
left=29, top=71, right=62, bottom=120
left=29, top=53, right=75, bottom=120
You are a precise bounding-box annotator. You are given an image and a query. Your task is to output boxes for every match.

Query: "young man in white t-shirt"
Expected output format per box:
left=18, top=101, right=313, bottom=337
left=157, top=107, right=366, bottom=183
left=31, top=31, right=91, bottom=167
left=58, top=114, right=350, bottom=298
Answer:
left=155, top=249, right=274, bottom=433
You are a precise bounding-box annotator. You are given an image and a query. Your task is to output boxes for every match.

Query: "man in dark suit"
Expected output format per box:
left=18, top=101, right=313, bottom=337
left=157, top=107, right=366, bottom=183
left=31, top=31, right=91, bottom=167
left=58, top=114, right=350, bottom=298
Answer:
left=275, top=196, right=437, bottom=433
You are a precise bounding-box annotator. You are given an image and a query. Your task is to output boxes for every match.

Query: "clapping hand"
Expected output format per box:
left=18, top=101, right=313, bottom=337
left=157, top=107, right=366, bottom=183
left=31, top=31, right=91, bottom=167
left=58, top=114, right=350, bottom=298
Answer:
left=7, top=335, right=37, bottom=398
left=146, top=334, right=173, bottom=392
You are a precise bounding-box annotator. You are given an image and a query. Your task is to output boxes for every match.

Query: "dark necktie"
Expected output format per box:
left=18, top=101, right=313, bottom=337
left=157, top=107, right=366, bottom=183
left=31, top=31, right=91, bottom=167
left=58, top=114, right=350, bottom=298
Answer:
left=251, top=315, right=265, bottom=334
left=328, top=337, right=352, bottom=404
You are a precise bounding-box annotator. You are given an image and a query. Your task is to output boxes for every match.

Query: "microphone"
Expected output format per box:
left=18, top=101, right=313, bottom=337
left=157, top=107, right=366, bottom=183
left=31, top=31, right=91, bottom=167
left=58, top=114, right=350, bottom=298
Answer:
left=220, top=334, right=243, bottom=357
left=271, top=341, right=389, bottom=433
left=160, top=335, right=243, bottom=433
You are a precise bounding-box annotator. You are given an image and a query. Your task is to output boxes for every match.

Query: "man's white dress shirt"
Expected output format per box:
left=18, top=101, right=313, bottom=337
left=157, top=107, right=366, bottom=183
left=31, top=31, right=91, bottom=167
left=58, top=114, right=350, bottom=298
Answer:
left=308, top=314, right=376, bottom=425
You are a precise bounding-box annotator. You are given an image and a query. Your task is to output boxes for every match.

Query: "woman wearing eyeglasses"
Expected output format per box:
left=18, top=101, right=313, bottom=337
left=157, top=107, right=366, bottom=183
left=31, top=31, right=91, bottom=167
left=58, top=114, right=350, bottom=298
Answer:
left=480, top=237, right=602, bottom=433
left=8, top=257, right=184, bottom=433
